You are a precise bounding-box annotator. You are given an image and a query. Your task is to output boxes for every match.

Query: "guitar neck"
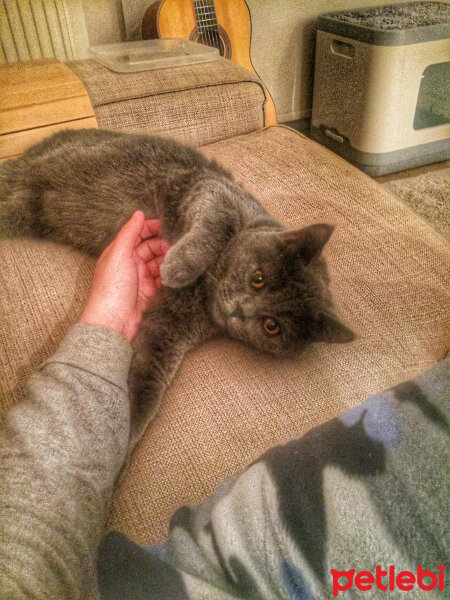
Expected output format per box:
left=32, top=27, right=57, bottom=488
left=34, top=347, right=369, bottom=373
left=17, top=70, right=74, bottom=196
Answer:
left=192, top=0, right=221, bottom=49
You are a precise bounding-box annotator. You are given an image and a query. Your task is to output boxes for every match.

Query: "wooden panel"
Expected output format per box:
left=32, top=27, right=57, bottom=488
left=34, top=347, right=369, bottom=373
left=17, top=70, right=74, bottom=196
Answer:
left=1, top=95, right=95, bottom=135
left=0, top=154, right=21, bottom=163
left=0, top=59, right=87, bottom=111
left=0, top=58, right=98, bottom=160
left=0, top=117, right=98, bottom=159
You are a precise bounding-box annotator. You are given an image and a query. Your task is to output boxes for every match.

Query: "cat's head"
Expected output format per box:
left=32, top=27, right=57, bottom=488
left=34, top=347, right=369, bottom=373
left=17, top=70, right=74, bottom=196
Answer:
left=209, top=223, right=355, bottom=354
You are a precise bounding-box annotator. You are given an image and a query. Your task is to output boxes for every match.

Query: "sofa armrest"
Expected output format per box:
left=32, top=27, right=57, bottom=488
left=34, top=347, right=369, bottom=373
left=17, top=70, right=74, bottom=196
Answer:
left=68, top=57, right=269, bottom=147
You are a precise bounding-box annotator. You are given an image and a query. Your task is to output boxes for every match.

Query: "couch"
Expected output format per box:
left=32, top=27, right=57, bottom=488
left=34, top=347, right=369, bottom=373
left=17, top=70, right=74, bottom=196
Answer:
left=0, top=57, right=448, bottom=547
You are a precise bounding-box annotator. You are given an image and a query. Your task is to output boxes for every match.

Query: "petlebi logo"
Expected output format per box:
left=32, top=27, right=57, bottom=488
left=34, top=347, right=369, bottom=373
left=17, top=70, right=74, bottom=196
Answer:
left=330, top=564, right=445, bottom=597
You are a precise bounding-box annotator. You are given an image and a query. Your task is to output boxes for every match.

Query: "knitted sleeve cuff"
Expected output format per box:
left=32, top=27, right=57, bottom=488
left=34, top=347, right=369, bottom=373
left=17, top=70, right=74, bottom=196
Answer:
left=43, top=323, right=134, bottom=392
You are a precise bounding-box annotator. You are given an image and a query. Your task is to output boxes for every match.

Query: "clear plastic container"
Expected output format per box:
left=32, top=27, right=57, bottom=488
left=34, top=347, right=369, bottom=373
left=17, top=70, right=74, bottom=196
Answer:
left=89, top=39, right=219, bottom=73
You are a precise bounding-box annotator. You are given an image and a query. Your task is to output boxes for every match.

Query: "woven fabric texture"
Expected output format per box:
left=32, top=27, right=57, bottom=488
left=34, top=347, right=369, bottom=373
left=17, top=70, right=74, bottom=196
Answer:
left=1, top=126, right=448, bottom=546
left=93, top=83, right=264, bottom=148
left=68, top=59, right=266, bottom=147
left=0, top=241, right=95, bottom=417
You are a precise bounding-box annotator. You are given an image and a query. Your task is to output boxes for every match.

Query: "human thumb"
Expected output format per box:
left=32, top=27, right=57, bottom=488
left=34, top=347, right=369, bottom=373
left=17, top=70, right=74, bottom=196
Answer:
left=116, top=210, right=145, bottom=252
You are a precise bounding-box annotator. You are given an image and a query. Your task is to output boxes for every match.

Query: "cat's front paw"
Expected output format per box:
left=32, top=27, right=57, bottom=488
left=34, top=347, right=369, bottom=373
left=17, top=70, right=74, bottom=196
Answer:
left=160, top=251, right=203, bottom=288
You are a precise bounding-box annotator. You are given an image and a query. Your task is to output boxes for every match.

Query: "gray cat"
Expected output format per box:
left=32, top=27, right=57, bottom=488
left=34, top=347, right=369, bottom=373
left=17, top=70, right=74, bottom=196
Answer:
left=0, top=128, right=354, bottom=446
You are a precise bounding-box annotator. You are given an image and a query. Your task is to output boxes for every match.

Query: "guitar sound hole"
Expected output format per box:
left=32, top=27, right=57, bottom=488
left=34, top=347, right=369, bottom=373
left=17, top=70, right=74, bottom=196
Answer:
left=190, top=26, right=231, bottom=59
left=197, top=34, right=224, bottom=55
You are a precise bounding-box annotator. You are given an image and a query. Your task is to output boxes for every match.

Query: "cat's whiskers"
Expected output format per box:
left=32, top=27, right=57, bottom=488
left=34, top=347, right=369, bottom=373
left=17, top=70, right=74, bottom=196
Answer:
left=223, top=281, right=233, bottom=307
left=220, top=281, right=228, bottom=304
left=206, top=271, right=220, bottom=286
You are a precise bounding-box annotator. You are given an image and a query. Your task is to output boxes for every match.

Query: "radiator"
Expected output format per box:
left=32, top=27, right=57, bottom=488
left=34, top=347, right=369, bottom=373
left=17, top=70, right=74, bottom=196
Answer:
left=0, top=0, right=89, bottom=63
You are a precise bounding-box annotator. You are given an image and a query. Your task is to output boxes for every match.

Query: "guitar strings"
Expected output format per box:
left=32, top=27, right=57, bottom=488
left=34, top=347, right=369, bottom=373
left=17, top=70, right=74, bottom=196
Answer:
left=203, top=0, right=213, bottom=49
left=194, top=0, right=220, bottom=51
left=196, top=1, right=207, bottom=47
left=210, top=4, right=220, bottom=53
left=194, top=0, right=227, bottom=55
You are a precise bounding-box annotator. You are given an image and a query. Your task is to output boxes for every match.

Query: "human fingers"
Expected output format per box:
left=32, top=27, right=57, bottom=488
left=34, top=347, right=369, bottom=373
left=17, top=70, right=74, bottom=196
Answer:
left=140, top=219, right=162, bottom=240
left=138, top=255, right=157, bottom=301
left=146, top=255, right=165, bottom=278
left=137, top=237, right=170, bottom=262
left=115, top=211, right=145, bottom=254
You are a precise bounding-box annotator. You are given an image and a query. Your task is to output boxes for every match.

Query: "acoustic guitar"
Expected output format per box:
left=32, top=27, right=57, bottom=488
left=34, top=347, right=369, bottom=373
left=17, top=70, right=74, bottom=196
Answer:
left=142, top=0, right=277, bottom=125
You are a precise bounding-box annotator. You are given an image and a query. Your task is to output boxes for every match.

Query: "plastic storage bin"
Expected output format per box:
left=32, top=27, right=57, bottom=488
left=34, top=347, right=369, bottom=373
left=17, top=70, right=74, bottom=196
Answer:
left=311, top=2, right=450, bottom=176
left=89, top=39, right=219, bottom=73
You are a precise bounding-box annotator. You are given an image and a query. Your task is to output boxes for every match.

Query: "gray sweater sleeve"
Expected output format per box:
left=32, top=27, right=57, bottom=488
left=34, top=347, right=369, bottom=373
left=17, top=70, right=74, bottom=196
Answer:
left=0, top=323, right=133, bottom=600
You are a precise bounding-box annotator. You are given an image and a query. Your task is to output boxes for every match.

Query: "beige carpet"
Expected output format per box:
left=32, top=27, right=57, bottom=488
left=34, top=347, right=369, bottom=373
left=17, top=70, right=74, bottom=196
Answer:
left=382, top=168, right=450, bottom=241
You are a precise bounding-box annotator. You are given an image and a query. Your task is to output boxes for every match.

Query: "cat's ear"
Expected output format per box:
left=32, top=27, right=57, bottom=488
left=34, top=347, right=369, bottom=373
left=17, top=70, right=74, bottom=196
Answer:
left=315, top=310, right=356, bottom=344
left=282, top=223, right=335, bottom=265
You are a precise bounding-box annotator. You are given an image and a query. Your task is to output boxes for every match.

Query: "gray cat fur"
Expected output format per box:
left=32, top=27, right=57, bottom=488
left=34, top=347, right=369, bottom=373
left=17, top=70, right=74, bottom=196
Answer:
left=0, top=129, right=354, bottom=446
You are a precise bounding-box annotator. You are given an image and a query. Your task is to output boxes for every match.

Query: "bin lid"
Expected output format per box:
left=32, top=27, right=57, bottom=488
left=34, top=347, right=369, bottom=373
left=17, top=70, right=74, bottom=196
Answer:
left=89, top=39, right=219, bottom=73
left=317, top=1, right=450, bottom=45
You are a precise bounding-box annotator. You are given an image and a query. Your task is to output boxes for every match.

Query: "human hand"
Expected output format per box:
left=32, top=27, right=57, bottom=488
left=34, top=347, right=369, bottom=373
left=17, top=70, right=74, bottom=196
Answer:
left=78, top=211, right=170, bottom=342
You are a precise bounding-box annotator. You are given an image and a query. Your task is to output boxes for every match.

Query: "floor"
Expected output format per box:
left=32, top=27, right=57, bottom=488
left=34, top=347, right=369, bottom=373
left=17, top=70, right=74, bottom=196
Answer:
left=373, top=159, right=450, bottom=184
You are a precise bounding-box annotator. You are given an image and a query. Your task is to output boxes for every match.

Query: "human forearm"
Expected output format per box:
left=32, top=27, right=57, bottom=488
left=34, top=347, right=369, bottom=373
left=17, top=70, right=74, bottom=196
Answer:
left=0, top=324, right=132, bottom=600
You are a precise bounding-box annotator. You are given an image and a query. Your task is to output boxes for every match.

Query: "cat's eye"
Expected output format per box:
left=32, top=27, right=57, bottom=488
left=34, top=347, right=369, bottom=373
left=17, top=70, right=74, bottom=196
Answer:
left=251, top=270, right=265, bottom=289
left=263, top=317, right=280, bottom=336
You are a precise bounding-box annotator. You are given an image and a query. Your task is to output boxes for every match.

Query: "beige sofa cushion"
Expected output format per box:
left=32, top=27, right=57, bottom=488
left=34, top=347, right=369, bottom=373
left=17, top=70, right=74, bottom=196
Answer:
left=0, top=242, right=94, bottom=416
left=68, top=58, right=266, bottom=148
left=1, top=126, right=448, bottom=546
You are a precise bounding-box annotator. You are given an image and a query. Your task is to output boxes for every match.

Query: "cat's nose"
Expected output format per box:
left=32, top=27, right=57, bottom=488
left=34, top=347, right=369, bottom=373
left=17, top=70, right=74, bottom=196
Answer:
left=229, top=305, right=244, bottom=321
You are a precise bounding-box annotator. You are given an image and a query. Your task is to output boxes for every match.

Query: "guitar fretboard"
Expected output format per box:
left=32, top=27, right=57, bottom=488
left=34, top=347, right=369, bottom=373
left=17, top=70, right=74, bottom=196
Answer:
left=193, top=0, right=221, bottom=49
